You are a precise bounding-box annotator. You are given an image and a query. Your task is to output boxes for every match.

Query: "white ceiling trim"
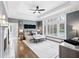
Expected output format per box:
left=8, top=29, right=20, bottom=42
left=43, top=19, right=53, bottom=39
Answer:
left=40, top=1, right=79, bottom=19
left=3, top=1, right=71, bottom=21
left=38, top=1, right=70, bottom=17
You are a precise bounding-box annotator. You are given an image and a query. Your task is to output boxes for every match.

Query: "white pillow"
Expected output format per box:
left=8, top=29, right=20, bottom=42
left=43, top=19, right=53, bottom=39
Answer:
left=72, top=37, right=79, bottom=41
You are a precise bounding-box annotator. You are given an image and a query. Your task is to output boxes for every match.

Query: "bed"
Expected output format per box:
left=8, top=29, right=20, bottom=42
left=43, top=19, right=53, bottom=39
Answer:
left=24, top=32, right=59, bottom=58
left=24, top=31, right=46, bottom=43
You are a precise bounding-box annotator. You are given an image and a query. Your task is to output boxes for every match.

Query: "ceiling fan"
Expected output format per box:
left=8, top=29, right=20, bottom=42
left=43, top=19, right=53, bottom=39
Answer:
left=30, top=6, right=45, bottom=14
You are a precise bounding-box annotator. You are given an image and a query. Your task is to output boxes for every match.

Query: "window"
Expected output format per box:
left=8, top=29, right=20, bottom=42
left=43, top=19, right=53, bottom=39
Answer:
left=52, top=25, right=54, bottom=35
left=48, top=25, right=50, bottom=35
left=44, top=25, right=46, bottom=35
left=60, top=23, right=64, bottom=32
left=54, top=24, right=57, bottom=35
left=50, top=25, right=52, bottom=34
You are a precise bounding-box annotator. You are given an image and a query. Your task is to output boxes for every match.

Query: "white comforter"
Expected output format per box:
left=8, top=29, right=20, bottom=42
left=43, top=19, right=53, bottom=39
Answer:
left=33, top=34, right=46, bottom=39
left=25, top=34, right=46, bottom=41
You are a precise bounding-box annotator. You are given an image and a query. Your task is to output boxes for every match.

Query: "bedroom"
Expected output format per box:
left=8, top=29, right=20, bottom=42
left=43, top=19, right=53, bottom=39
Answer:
left=0, top=1, right=79, bottom=58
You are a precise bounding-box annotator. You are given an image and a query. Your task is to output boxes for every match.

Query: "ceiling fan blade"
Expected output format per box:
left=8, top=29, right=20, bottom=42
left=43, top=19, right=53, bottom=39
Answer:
left=38, top=9, right=45, bottom=11
left=33, top=11, right=36, bottom=14
left=38, top=11, right=40, bottom=13
left=29, top=9, right=35, bottom=11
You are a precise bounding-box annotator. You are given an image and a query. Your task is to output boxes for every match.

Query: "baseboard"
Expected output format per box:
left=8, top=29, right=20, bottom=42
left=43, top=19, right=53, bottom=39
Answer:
left=46, top=36, right=64, bottom=43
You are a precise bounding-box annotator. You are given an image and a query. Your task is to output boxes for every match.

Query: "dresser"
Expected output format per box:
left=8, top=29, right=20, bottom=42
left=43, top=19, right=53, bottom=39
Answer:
left=59, top=42, right=79, bottom=58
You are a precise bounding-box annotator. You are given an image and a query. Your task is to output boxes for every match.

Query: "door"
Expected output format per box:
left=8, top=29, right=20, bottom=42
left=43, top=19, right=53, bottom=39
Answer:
left=9, top=22, right=18, bottom=57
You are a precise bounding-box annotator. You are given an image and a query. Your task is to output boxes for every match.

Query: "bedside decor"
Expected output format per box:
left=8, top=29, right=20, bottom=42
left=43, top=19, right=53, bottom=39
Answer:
left=72, top=25, right=79, bottom=37
left=18, top=29, right=26, bottom=41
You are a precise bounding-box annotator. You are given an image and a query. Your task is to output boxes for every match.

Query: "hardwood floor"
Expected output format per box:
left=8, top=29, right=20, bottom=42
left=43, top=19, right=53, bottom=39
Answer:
left=15, top=40, right=38, bottom=58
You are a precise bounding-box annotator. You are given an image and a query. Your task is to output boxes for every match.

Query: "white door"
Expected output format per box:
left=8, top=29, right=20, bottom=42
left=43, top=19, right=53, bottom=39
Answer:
left=9, top=23, right=18, bottom=39
left=9, top=22, right=18, bottom=57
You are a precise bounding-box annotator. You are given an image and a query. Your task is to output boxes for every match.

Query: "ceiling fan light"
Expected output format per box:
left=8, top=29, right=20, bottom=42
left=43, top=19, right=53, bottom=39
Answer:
left=30, top=6, right=45, bottom=14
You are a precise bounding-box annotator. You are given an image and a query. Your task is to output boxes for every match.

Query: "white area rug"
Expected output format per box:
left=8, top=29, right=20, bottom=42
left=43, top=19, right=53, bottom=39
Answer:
left=23, top=40, right=59, bottom=58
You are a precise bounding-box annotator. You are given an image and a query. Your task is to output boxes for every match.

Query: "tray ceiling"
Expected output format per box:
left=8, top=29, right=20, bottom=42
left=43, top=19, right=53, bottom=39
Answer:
left=4, top=1, right=68, bottom=21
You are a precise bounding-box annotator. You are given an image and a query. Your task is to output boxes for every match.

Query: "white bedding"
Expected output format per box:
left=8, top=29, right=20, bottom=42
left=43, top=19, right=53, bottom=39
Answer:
left=33, top=34, right=46, bottom=39
left=25, top=33, right=46, bottom=41
left=23, top=40, right=59, bottom=58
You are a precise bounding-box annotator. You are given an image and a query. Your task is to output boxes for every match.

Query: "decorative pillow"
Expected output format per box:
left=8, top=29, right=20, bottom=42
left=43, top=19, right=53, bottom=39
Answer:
left=72, top=37, right=79, bottom=41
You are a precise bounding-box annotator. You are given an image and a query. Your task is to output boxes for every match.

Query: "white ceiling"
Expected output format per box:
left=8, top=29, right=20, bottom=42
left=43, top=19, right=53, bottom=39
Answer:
left=3, top=1, right=68, bottom=21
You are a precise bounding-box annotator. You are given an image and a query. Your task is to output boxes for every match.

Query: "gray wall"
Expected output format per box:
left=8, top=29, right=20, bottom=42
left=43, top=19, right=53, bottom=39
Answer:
left=23, top=20, right=36, bottom=25
left=23, top=20, right=37, bottom=31
left=67, top=10, right=79, bottom=38
left=67, top=10, right=79, bottom=26
left=8, top=18, right=37, bottom=31
left=8, top=18, right=18, bottom=23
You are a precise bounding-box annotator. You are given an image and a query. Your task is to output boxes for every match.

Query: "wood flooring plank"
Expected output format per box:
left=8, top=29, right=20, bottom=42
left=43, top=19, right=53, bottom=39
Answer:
left=15, top=40, right=38, bottom=58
